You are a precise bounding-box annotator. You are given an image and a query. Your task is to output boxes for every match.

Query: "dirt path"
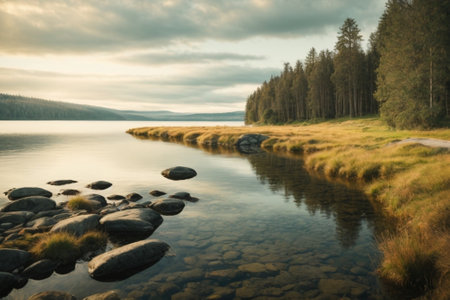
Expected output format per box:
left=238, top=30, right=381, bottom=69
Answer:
left=390, top=138, right=450, bottom=149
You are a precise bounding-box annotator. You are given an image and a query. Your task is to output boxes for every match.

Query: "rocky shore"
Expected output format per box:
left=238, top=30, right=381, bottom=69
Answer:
left=0, top=166, right=198, bottom=298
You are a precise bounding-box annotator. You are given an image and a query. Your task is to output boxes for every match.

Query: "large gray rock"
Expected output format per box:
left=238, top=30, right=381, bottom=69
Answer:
left=161, top=166, right=197, bottom=180
left=88, top=239, right=169, bottom=280
left=235, top=134, right=269, bottom=154
left=100, top=208, right=163, bottom=235
left=1, top=196, right=56, bottom=214
left=86, top=181, right=112, bottom=190
left=150, top=198, right=185, bottom=216
left=28, top=291, right=77, bottom=300
left=22, top=259, right=58, bottom=280
left=0, top=272, right=17, bottom=297
left=7, top=187, right=53, bottom=200
left=47, top=180, right=77, bottom=186
left=0, top=248, right=31, bottom=272
left=0, top=211, right=35, bottom=225
left=27, top=216, right=58, bottom=228
left=51, top=214, right=100, bottom=236
left=33, top=209, right=67, bottom=220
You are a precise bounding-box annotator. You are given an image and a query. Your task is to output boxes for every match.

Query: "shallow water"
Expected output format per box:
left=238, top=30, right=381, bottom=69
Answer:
left=0, top=121, right=387, bottom=299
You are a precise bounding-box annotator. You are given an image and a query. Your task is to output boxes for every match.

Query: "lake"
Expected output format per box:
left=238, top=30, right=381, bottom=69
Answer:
left=0, top=121, right=387, bottom=299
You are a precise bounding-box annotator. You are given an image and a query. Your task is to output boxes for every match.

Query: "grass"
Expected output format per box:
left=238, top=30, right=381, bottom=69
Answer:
left=2, top=230, right=108, bottom=264
left=127, top=117, right=450, bottom=298
left=67, top=195, right=93, bottom=211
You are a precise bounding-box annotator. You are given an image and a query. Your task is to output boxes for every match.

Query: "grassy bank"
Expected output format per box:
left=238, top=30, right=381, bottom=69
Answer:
left=127, top=117, right=450, bottom=299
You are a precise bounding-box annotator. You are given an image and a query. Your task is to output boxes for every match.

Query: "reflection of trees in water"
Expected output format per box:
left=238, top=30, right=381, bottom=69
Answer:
left=246, top=152, right=380, bottom=248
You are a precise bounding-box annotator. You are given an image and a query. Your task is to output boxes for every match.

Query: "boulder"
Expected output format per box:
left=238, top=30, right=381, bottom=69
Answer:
left=107, top=194, right=125, bottom=201
left=0, top=248, right=31, bottom=272
left=150, top=190, right=166, bottom=197
left=1, top=196, right=56, bottom=214
left=27, top=217, right=58, bottom=228
left=22, top=259, right=58, bottom=280
left=235, top=134, right=269, bottom=154
left=47, top=180, right=77, bottom=186
left=59, top=189, right=80, bottom=196
left=100, top=208, right=163, bottom=235
left=0, top=272, right=17, bottom=297
left=161, top=166, right=197, bottom=180
left=51, top=214, right=100, bottom=236
left=150, top=198, right=185, bottom=216
left=0, top=211, right=35, bottom=225
left=7, top=187, right=52, bottom=200
left=86, top=181, right=112, bottom=190
left=85, top=194, right=107, bottom=207
left=83, top=290, right=120, bottom=300
left=28, top=291, right=77, bottom=300
left=88, top=239, right=169, bottom=280
left=33, top=209, right=67, bottom=220
left=126, top=193, right=143, bottom=202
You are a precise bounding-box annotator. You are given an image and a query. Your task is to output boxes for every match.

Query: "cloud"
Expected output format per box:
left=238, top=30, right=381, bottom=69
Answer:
left=0, top=65, right=278, bottom=111
left=121, top=51, right=264, bottom=65
left=0, top=0, right=385, bottom=54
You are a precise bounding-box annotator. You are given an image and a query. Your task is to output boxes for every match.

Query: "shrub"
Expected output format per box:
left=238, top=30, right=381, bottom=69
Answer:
left=30, top=232, right=80, bottom=264
left=67, top=195, right=93, bottom=211
left=78, top=231, right=108, bottom=253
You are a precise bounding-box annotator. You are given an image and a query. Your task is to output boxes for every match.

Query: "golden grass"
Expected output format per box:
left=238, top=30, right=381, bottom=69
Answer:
left=67, top=195, right=93, bottom=211
left=30, top=232, right=80, bottom=263
left=127, top=117, right=450, bottom=298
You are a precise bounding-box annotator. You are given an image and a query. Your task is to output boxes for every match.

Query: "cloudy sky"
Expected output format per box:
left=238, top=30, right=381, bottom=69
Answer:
left=0, top=0, right=386, bottom=113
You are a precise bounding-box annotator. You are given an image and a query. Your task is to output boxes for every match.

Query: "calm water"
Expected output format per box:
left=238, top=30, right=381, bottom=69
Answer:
left=0, top=121, right=387, bottom=299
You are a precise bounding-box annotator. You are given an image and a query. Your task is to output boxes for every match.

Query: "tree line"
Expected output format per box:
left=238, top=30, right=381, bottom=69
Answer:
left=245, top=0, right=449, bottom=129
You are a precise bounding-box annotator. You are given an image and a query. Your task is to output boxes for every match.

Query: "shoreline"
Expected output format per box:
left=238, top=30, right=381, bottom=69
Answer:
left=127, top=118, right=450, bottom=299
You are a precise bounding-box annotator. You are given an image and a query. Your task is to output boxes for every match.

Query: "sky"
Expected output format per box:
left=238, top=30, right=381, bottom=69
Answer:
left=0, top=0, right=386, bottom=113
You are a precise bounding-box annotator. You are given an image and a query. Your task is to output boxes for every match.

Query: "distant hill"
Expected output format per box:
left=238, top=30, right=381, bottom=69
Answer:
left=0, top=94, right=244, bottom=121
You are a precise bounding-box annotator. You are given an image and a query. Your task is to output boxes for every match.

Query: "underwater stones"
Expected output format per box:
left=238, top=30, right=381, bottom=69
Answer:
left=318, top=278, right=369, bottom=297
left=47, top=180, right=78, bottom=186
left=28, top=291, right=77, bottom=300
left=150, top=190, right=166, bottom=197
left=86, top=180, right=112, bottom=190
left=161, top=166, right=197, bottom=181
left=88, top=239, right=169, bottom=280
left=1, top=196, right=56, bottom=214
left=100, top=208, right=163, bottom=235
left=0, top=248, right=31, bottom=272
left=126, top=193, right=143, bottom=202
left=51, top=214, right=100, bottom=236
left=235, top=134, right=269, bottom=154
left=0, top=272, right=17, bottom=297
left=150, top=198, right=185, bottom=215
left=22, top=259, right=58, bottom=280
left=83, top=290, right=121, bottom=300
left=7, top=187, right=52, bottom=200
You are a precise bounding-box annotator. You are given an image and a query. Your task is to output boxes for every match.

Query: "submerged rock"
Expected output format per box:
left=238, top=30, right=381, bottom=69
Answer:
left=126, top=193, right=143, bottom=202
left=88, top=239, right=169, bottom=280
left=235, top=134, right=269, bottom=154
left=150, top=198, right=185, bottom=216
left=150, top=190, right=166, bottom=197
left=161, top=166, right=197, bottom=180
left=7, top=187, right=52, bottom=200
left=100, top=208, right=163, bottom=235
left=86, top=181, right=112, bottom=190
left=0, top=248, right=31, bottom=272
left=28, top=291, right=77, bottom=300
left=83, top=290, right=121, bottom=300
left=51, top=214, right=100, bottom=236
left=1, top=196, right=56, bottom=213
left=47, top=180, right=78, bottom=186
left=0, top=272, right=17, bottom=297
